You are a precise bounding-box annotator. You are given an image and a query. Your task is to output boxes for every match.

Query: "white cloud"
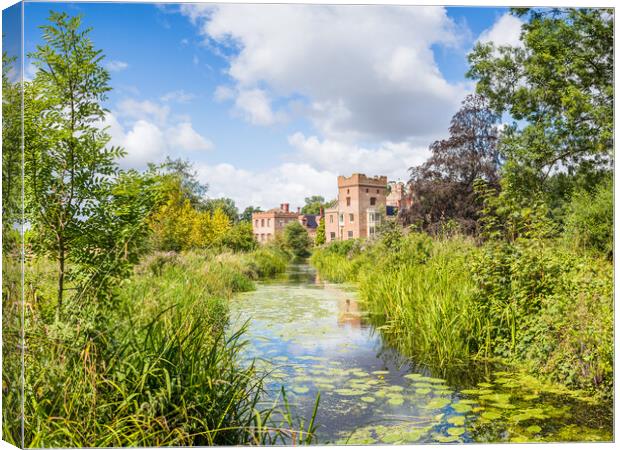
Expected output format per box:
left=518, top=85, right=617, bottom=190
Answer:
left=166, top=122, right=213, bottom=151
left=180, top=4, right=470, bottom=141
left=195, top=162, right=337, bottom=211
left=160, top=89, right=196, bottom=103
left=234, top=88, right=285, bottom=125
left=288, top=132, right=428, bottom=183
left=214, top=85, right=235, bottom=102
left=117, top=99, right=170, bottom=125
left=103, top=98, right=213, bottom=169
left=477, top=13, right=524, bottom=48
left=105, top=60, right=129, bottom=72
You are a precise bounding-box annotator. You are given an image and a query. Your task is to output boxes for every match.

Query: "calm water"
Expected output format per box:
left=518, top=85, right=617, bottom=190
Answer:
left=229, top=264, right=612, bottom=444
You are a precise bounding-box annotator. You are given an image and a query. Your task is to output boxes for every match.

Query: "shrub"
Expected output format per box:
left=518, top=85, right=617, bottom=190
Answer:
left=282, top=221, right=312, bottom=258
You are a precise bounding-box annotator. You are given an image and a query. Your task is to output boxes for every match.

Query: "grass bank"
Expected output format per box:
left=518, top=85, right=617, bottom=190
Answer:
left=4, top=247, right=320, bottom=447
left=311, top=233, right=613, bottom=398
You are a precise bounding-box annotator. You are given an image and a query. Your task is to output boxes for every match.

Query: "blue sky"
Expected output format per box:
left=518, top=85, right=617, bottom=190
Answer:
left=8, top=2, right=524, bottom=210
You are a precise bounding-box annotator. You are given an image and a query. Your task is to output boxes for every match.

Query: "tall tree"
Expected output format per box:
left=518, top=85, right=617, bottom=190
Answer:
left=403, top=94, right=500, bottom=234
left=240, top=206, right=262, bottom=222
left=204, top=197, right=239, bottom=223
left=467, top=8, right=613, bottom=199
left=301, top=196, right=334, bottom=215
left=24, top=13, right=123, bottom=311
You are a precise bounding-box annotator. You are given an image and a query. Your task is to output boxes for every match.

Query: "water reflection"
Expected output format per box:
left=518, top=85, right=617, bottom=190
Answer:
left=229, top=264, right=612, bottom=444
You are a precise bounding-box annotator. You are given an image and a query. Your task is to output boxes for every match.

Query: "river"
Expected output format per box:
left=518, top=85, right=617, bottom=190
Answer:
left=229, top=263, right=612, bottom=444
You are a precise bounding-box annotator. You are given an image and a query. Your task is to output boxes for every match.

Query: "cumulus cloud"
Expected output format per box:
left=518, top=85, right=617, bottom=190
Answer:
left=180, top=4, right=470, bottom=141
left=477, top=13, right=524, bottom=48
left=103, top=98, right=213, bottom=169
left=105, top=60, right=129, bottom=72
left=160, top=89, right=196, bottom=103
left=195, top=162, right=337, bottom=211
left=288, top=132, right=429, bottom=183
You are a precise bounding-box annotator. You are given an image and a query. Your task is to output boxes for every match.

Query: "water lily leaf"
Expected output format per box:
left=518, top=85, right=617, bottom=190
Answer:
left=448, top=416, right=465, bottom=426
left=361, top=396, right=375, bottom=403
left=492, top=402, right=516, bottom=410
left=447, top=427, right=466, bottom=436
left=387, top=385, right=404, bottom=392
left=423, top=397, right=451, bottom=410
left=477, top=382, right=494, bottom=388
left=372, top=370, right=390, bottom=375
left=461, top=388, right=494, bottom=396
left=452, top=402, right=472, bottom=413
left=416, top=388, right=432, bottom=395
left=293, top=386, right=309, bottom=394
left=404, top=373, right=424, bottom=380
left=526, top=425, right=542, bottom=434
left=434, top=434, right=460, bottom=443
left=388, top=396, right=405, bottom=406
left=480, top=393, right=511, bottom=404
left=481, top=410, right=502, bottom=420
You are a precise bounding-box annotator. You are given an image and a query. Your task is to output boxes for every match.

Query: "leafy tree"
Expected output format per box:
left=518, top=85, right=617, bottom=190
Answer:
left=148, top=157, right=208, bottom=208
left=315, top=217, right=326, bottom=245
left=204, top=197, right=239, bottom=223
left=467, top=8, right=613, bottom=198
left=2, top=51, right=22, bottom=252
left=402, top=94, right=500, bottom=235
left=282, top=221, right=312, bottom=258
left=301, top=195, right=332, bottom=215
left=24, top=12, right=123, bottom=311
left=221, top=222, right=258, bottom=252
left=240, top=206, right=262, bottom=223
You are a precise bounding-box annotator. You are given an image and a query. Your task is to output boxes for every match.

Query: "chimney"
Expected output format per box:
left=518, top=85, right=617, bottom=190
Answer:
left=319, top=207, right=324, bottom=218
left=283, top=203, right=289, bottom=213
left=297, top=206, right=301, bottom=214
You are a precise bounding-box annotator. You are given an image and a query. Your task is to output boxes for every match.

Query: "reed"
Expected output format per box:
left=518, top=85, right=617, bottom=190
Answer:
left=9, top=248, right=318, bottom=447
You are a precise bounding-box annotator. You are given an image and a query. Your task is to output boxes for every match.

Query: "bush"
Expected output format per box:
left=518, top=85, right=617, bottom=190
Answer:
left=563, top=177, right=613, bottom=258
left=282, top=221, right=312, bottom=258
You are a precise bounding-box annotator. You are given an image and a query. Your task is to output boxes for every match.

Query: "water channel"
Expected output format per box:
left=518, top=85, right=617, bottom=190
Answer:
left=229, top=264, right=612, bottom=444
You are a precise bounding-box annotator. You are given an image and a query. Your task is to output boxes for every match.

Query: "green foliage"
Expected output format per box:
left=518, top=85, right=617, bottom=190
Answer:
left=563, top=177, right=612, bottom=258
left=220, top=222, right=258, bottom=252
left=301, top=195, right=332, bottom=215
left=315, top=217, right=326, bottom=245
left=282, top=221, right=312, bottom=258
left=240, top=205, right=262, bottom=222
left=204, top=197, right=239, bottom=223
left=11, top=250, right=299, bottom=447
left=24, top=12, right=124, bottom=311
left=467, top=8, right=613, bottom=199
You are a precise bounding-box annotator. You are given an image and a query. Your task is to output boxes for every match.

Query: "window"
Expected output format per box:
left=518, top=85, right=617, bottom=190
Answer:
left=366, top=188, right=369, bottom=193
left=261, top=219, right=265, bottom=227
left=346, top=197, right=351, bottom=206
left=349, top=213, right=354, bottom=222
left=376, top=189, right=380, bottom=193
left=370, top=197, right=376, bottom=206
left=255, top=220, right=258, bottom=226
left=347, top=188, right=350, bottom=194
left=339, top=214, right=344, bottom=225
left=260, top=233, right=264, bottom=241
left=369, top=226, right=375, bottom=236
left=330, top=232, right=336, bottom=239
left=330, top=215, right=334, bottom=223
left=267, top=219, right=271, bottom=226
left=347, top=231, right=353, bottom=238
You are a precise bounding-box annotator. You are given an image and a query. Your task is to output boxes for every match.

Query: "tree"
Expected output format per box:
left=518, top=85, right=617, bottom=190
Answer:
left=220, top=222, right=257, bottom=252
left=467, top=8, right=613, bottom=199
left=204, top=197, right=239, bottom=224
left=301, top=195, right=332, bottom=215
left=402, top=94, right=500, bottom=235
left=315, top=218, right=326, bottom=246
left=149, top=157, right=208, bottom=208
left=25, top=12, right=123, bottom=311
left=282, top=221, right=312, bottom=258
left=240, top=206, right=262, bottom=223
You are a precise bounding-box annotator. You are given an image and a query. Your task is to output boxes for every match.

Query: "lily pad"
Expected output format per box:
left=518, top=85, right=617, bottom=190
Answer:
left=361, top=396, right=375, bottom=403
left=293, top=386, right=309, bottom=394
left=388, top=396, right=405, bottom=406
left=423, top=397, right=451, bottom=410
left=447, top=427, right=466, bottom=437
left=481, top=410, right=502, bottom=420
left=448, top=416, right=466, bottom=426
left=416, top=388, right=432, bottom=395
left=452, top=402, right=473, bottom=413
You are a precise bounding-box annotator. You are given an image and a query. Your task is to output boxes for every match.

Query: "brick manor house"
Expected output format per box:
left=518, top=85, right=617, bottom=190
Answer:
left=252, top=173, right=408, bottom=244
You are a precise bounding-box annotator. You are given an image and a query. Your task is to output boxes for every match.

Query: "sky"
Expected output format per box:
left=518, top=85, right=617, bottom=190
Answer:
left=8, top=2, right=525, bottom=211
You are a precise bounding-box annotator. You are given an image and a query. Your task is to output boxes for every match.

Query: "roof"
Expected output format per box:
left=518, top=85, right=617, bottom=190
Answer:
left=300, top=214, right=319, bottom=229
left=386, top=205, right=398, bottom=217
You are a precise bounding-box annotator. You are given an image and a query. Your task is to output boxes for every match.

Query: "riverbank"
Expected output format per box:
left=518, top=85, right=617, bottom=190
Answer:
left=9, top=247, right=317, bottom=447
left=310, top=232, right=613, bottom=401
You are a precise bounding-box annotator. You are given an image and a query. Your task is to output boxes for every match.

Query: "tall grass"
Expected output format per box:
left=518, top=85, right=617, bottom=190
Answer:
left=358, top=238, right=481, bottom=368
left=7, top=247, right=319, bottom=446
left=311, top=232, right=613, bottom=396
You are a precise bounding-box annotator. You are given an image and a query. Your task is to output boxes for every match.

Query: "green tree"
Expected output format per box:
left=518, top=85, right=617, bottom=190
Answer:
left=204, top=197, right=239, bottom=223
left=25, top=12, right=123, bottom=311
left=221, top=222, right=258, bottom=252
left=282, top=221, right=312, bottom=258
left=467, top=8, right=613, bottom=199
left=240, top=206, right=262, bottom=223
left=148, top=156, right=208, bottom=208
left=315, top=217, right=326, bottom=246
left=301, top=195, right=332, bottom=215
